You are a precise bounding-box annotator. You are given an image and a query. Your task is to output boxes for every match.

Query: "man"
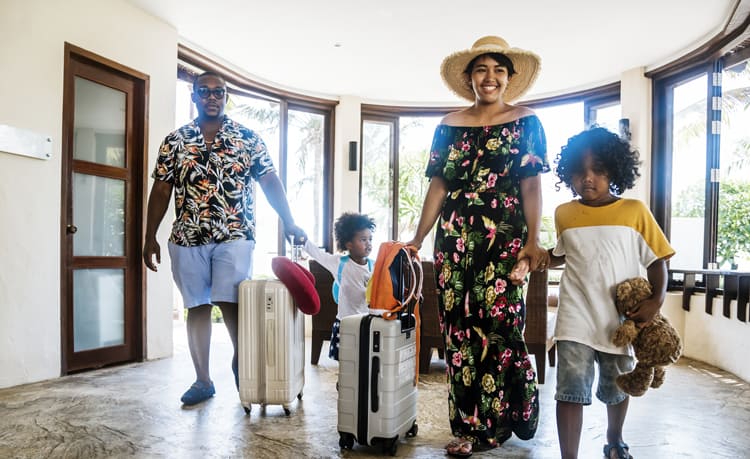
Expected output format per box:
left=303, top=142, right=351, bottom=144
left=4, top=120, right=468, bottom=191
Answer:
left=143, top=71, right=304, bottom=405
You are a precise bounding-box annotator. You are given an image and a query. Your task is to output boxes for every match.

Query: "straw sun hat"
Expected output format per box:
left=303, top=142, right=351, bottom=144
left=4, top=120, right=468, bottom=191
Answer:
left=440, top=35, right=541, bottom=103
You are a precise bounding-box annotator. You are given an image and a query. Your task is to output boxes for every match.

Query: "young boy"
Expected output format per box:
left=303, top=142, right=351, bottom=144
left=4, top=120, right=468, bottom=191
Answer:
left=301, top=213, right=375, bottom=360
left=547, top=127, right=675, bottom=459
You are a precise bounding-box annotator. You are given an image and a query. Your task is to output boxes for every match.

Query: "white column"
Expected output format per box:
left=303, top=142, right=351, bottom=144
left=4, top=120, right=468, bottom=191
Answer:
left=333, top=96, right=362, bottom=215
left=620, top=67, right=652, bottom=203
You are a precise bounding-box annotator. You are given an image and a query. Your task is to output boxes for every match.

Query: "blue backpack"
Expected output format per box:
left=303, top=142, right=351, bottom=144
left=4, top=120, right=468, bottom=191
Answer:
left=332, top=255, right=373, bottom=303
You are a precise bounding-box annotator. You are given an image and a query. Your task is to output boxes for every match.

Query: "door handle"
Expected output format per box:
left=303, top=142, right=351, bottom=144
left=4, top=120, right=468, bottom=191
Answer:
left=66, top=224, right=78, bottom=234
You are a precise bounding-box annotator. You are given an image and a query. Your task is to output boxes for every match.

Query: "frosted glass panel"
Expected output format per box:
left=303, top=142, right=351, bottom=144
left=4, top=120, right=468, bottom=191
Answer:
left=73, top=173, right=125, bottom=256
left=73, top=77, right=126, bottom=167
left=73, top=269, right=124, bottom=352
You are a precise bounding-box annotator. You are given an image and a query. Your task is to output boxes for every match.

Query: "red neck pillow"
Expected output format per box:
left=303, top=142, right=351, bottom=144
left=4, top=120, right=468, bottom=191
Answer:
left=271, top=256, right=321, bottom=315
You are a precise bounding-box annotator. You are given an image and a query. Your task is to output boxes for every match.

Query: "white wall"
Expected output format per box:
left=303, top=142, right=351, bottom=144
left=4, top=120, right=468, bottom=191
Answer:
left=333, top=96, right=363, bottom=215
left=662, top=292, right=750, bottom=383
left=620, top=67, right=652, bottom=203
left=0, top=0, right=177, bottom=388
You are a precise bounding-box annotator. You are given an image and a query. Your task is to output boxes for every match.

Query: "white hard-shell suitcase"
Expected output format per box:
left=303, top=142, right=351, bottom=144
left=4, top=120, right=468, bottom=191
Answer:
left=337, top=313, right=418, bottom=455
left=238, top=278, right=305, bottom=415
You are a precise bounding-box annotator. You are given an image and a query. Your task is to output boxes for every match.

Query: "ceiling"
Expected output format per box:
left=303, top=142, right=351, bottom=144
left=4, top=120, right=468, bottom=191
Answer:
left=127, top=0, right=737, bottom=105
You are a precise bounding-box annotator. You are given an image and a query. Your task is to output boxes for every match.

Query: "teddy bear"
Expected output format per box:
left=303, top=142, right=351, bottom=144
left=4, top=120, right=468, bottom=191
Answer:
left=611, top=277, right=682, bottom=397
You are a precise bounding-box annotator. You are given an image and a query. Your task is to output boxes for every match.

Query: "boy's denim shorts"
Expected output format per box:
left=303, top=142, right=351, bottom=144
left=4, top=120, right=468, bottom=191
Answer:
left=555, top=340, right=634, bottom=405
left=168, top=239, right=255, bottom=308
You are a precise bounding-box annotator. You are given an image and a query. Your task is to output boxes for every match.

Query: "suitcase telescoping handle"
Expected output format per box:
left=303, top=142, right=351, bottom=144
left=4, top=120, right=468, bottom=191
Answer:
left=289, top=234, right=305, bottom=262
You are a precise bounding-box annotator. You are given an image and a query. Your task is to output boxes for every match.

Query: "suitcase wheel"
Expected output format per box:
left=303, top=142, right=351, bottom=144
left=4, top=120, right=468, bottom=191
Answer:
left=243, top=405, right=251, bottom=415
left=339, top=432, right=354, bottom=450
left=283, top=406, right=291, bottom=416
left=383, top=437, right=398, bottom=456
left=406, top=422, right=418, bottom=437
left=297, top=391, right=303, bottom=400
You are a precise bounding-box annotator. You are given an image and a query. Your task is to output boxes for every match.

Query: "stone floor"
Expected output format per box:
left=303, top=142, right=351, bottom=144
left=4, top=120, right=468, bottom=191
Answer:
left=1, top=322, right=748, bottom=458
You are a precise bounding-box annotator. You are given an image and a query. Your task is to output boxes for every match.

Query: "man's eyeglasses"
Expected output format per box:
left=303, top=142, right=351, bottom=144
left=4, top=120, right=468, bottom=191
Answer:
left=195, top=87, right=226, bottom=99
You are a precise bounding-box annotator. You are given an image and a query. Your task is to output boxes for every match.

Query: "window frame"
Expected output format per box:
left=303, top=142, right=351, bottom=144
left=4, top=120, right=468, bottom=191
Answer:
left=649, top=13, right=750, bottom=270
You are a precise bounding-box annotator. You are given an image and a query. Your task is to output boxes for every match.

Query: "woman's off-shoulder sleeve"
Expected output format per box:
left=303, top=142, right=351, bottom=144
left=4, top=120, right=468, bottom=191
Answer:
left=516, top=115, right=550, bottom=178
left=425, top=125, right=449, bottom=178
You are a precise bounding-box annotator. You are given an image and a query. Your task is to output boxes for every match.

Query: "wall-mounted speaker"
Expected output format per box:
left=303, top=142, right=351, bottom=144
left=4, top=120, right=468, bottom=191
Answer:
left=348, top=141, right=358, bottom=171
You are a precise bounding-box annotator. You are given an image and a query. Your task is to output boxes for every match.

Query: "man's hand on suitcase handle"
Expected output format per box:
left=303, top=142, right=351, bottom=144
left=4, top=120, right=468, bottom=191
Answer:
left=283, top=223, right=307, bottom=246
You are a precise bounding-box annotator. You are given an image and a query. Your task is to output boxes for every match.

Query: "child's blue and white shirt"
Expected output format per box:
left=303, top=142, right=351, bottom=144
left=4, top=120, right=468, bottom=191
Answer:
left=304, top=240, right=373, bottom=319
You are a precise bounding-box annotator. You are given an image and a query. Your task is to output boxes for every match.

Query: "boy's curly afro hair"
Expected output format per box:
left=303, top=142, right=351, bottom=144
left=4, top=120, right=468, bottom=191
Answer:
left=334, top=213, right=376, bottom=252
left=554, top=126, right=641, bottom=196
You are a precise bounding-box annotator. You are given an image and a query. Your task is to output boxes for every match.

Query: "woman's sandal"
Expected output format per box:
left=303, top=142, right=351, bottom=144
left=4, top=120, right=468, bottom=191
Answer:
left=603, top=441, right=633, bottom=459
left=445, top=437, right=473, bottom=457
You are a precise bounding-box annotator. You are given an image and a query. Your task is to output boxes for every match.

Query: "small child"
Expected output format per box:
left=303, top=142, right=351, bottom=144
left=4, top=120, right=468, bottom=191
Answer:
left=546, top=127, right=675, bottom=459
left=302, top=212, right=375, bottom=360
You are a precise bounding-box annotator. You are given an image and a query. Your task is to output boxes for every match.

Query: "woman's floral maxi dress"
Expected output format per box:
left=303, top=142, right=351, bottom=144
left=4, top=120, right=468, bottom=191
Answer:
left=425, top=115, right=549, bottom=447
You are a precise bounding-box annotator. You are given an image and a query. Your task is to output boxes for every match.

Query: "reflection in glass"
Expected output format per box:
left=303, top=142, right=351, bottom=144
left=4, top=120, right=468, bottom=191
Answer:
left=362, top=120, right=394, bottom=249
left=74, top=269, right=124, bottom=352
left=73, top=173, right=125, bottom=257
left=226, top=95, right=281, bottom=277
left=719, top=60, right=750, bottom=270
left=670, top=75, right=707, bottom=269
left=73, top=77, right=126, bottom=167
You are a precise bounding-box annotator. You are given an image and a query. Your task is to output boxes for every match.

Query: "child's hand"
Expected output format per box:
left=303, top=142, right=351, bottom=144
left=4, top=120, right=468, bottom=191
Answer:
left=509, top=258, right=530, bottom=285
left=626, top=297, right=661, bottom=327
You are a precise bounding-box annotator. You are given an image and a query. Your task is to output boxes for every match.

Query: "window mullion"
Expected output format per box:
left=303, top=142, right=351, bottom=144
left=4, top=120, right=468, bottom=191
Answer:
left=704, top=60, right=723, bottom=268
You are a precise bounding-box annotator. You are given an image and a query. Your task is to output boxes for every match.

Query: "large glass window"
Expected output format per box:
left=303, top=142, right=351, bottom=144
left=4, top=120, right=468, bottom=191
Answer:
left=654, top=54, right=750, bottom=271
left=361, top=115, right=440, bottom=257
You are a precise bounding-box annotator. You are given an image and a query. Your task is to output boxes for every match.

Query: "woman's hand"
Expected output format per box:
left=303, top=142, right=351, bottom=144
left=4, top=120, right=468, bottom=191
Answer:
left=516, top=241, right=550, bottom=272
left=405, top=238, right=423, bottom=251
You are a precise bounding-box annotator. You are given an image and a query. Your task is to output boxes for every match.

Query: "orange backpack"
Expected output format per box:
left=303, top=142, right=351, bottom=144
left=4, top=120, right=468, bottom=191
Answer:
left=366, top=241, right=423, bottom=378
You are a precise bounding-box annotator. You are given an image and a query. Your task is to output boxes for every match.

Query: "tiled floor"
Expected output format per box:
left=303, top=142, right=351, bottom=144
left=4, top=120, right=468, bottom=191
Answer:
left=0, top=322, right=748, bottom=458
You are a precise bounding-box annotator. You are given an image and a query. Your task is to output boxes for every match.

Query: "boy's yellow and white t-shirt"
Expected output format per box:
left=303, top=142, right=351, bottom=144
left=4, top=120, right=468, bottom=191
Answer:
left=552, top=198, right=675, bottom=356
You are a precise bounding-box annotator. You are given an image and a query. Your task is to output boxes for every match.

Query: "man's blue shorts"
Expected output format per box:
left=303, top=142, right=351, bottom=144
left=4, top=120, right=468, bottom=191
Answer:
left=168, top=239, right=255, bottom=308
left=554, top=340, right=634, bottom=405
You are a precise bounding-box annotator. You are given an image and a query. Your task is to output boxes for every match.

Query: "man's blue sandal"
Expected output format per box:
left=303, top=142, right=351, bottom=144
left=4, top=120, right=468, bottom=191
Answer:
left=603, top=441, right=632, bottom=459
left=180, top=381, right=215, bottom=405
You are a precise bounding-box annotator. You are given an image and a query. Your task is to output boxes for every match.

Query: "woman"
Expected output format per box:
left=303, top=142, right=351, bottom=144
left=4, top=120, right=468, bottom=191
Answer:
left=407, top=36, right=550, bottom=456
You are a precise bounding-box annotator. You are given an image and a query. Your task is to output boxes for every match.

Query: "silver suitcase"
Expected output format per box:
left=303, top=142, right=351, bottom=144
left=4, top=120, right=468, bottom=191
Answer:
left=337, top=313, right=418, bottom=455
left=238, top=278, right=305, bottom=415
